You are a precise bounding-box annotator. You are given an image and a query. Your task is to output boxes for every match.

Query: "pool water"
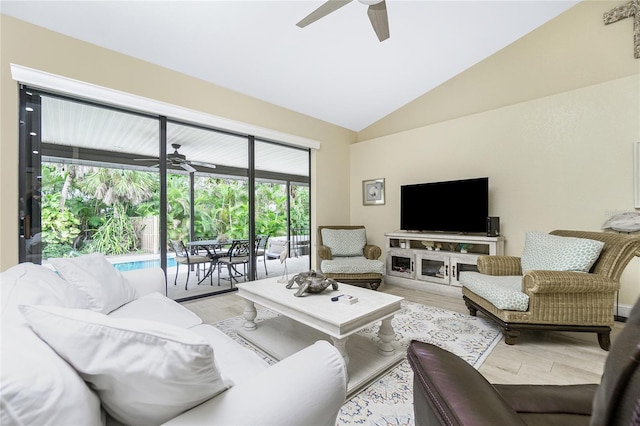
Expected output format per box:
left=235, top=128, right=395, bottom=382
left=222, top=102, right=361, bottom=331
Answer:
left=112, top=257, right=177, bottom=272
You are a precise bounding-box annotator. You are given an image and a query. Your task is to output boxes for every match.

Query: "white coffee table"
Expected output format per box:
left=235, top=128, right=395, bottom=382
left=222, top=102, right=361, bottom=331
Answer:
left=236, top=277, right=404, bottom=396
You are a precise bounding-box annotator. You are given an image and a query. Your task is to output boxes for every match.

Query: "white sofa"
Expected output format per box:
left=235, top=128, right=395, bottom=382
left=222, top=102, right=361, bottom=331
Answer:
left=1, top=254, right=347, bottom=426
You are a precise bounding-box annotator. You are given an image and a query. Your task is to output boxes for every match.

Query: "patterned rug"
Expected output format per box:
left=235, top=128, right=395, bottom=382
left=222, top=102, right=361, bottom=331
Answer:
left=213, top=300, right=502, bottom=425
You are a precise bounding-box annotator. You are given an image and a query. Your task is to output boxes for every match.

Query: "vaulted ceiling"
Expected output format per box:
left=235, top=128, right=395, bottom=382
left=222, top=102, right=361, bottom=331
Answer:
left=1, top=1, right=579, bottom=131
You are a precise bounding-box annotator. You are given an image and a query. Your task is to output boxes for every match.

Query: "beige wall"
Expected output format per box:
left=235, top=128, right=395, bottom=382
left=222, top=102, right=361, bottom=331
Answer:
left=350, top=0, right=640, bottom=306
left=0, top=14, right=355, bottom=271
left=358, top=0, right=640, bottom=141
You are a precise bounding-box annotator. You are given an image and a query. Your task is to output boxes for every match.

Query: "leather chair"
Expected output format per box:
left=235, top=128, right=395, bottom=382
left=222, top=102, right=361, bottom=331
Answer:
left=460, top=230, right=640, bottom=350
left=317, top=225, right=384, bottom=290
left=407, top=295, right=640, bottom=426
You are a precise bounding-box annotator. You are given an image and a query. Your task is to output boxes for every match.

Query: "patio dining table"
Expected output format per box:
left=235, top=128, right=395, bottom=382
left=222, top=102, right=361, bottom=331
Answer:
left=187, top=239, right=250, bottom=283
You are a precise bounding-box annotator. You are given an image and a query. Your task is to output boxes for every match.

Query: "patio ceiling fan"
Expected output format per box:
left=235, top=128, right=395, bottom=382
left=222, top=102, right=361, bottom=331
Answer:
left=134, top=144, right=216, bottom=173
left=296, top=0, right=390, bottom=42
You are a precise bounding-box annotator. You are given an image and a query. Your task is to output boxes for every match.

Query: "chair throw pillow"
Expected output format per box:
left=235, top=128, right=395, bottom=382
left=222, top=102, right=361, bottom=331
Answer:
left=49, top=253, right=137, bottom=314
left=520, top=231, right=605, bottom=273
left=19, top=304, right=230, bottom=426
left=321, top=228, right=367, bottom=257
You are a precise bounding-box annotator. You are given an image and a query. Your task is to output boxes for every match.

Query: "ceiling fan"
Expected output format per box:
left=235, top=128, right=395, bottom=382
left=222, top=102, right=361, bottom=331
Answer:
left=296, top=0, right=390, bottom=42
left=134, top=144, right=216, bottom=173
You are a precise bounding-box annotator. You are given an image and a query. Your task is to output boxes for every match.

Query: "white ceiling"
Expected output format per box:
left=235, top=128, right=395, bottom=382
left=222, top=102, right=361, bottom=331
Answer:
left=2, top=0, right=579, bottom=131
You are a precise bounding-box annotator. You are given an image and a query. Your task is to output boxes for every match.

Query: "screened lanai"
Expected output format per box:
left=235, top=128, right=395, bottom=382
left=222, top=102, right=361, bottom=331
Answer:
left=19, top=90, right=311, bottom=301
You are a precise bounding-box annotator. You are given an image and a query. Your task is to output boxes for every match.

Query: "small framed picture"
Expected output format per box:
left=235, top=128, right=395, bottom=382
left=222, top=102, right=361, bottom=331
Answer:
left=363, top=178, right=385, bottom=205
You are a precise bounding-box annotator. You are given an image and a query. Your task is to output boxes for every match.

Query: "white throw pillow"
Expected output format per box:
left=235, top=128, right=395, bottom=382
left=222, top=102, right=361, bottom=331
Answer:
left=49, top=253, right=136, bottom=313
left=20, top=305, right=229, bottom=425
left=321, top=228, right=367, bottom=257
left=1, top=263, right=88, bottom=326
left=521, top=231, right=605, bottom=273
left=0, top=325, right=103, bottom=426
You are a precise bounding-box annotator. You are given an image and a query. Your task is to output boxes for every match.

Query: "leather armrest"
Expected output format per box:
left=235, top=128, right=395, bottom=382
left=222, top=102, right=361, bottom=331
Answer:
left=318, top=245, right=332, bottom=260
left=407, top=340, right=525, bottom=426
left=494, top=384, right=596, bottom=416
left=477, top=256, right=522, bottom=276
left=363, top=244, right=381, bottom=260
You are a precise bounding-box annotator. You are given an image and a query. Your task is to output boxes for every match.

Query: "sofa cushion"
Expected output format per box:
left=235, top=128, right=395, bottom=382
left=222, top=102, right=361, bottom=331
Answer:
left=460, top=272, right=529, bottom=311
left=521, top=231, right=604, bottom=273
left=1, top=263, right=87, bottom=326
left=321, top=228, right=366, bottom=257
left=0, top=326, right=102, bottom=426
left=49, top=253, right=137, bottom=314
left=109, top=292, right=203, bottom=328
left=20, top=304, right=229, bottom=426
left=320, top=256, right=385, bottom=274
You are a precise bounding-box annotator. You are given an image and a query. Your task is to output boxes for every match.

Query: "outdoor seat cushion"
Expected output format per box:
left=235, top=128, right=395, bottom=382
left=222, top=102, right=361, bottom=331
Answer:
left=320, top=256, right=384, bottom=275
left=459, top=271, right=529, bottom=312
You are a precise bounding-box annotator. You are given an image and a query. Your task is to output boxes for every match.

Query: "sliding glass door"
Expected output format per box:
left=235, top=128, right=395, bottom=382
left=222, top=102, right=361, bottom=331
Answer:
left=18, top=87, right=311, bottom=301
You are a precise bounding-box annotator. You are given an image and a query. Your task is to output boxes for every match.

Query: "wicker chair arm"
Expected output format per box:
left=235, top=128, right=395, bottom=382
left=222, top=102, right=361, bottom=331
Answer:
left=363, top=244, right=382, bottom=260
left=318, top=245, right=333, bottom=261
left=477, top=256, right=522, bottom=276
left=522, top=270, right=620, bottom=295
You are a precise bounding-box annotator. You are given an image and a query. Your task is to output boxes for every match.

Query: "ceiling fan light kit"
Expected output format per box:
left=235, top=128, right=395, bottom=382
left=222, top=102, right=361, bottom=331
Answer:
left=297, top=0, right=390, bottom=42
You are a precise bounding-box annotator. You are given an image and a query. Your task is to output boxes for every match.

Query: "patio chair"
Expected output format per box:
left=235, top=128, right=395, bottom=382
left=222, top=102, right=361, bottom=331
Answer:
left=255, top=234, right=270, bottom=277
left=169, top=239, right=214, bottom=290
left=217, top=239, right=252, bottom=286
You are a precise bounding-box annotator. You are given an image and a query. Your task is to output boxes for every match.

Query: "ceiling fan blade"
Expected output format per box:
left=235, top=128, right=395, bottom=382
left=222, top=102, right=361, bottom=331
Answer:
left=190, top=160, right=216, bottom=169
left=181, top=163, right=197, bottom=173
left=367, top=0, right=389, bottom=41
left=296, top=0, right=352, bottom=28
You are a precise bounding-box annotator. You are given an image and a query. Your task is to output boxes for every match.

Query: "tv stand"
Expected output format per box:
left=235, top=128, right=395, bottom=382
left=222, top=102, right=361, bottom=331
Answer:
left=385, top=231, right=505, bottom=294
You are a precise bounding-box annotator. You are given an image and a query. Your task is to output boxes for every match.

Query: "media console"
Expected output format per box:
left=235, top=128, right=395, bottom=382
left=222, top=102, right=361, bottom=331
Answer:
left=384, top=231, right=505, bottom=294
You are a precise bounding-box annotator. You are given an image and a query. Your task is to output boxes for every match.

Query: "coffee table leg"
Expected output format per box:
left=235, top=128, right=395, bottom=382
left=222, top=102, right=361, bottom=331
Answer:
left=242, top=300, right=257, bottom=331
left=377, top=316, right=396, bottom=356
left=330, top=336, right=350, bottom=367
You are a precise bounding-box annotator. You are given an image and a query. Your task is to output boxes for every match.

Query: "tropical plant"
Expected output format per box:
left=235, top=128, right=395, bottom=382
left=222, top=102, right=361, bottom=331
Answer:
left=88, top=204, right=138, bottom=255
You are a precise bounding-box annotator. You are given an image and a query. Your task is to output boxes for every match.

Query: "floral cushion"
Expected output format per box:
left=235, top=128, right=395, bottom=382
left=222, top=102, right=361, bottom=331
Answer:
left=320, top=257, right=384, bottom=274
left=321, top=228, right=367, bottom=257
left=521, top=231, right=604, bottom=273
left=460, top=272, right=529, bottom=312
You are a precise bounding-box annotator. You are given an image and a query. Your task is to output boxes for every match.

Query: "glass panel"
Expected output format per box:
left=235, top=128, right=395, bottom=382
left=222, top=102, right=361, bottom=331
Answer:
left=166, top=122, right=249, bottom=299
left=38, top=96, right=161, bottom=271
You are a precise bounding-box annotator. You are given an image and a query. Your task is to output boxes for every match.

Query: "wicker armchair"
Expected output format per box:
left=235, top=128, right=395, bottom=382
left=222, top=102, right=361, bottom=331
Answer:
left=461, top=230, right=640, bottom=350
left=317, top=225, right=384, bottom=290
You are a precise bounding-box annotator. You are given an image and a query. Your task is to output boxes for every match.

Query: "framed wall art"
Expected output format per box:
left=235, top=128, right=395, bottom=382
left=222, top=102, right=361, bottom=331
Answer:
left=363, top=178, right=385, bottom=205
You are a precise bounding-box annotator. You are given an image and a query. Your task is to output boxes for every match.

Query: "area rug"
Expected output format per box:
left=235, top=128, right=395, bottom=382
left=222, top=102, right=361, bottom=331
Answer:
left=213, top=300, right=502, bottom=425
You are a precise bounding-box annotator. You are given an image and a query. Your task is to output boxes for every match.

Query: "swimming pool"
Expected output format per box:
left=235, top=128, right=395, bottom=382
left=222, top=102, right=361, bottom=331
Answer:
left=112, top=257, right=177, bottom=272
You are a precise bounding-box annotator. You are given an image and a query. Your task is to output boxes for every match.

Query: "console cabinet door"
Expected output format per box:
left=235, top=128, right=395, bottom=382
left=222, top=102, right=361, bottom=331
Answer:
left=415, top=252, right=450, bottom=285
left=387, top=249, right=415, bottom=279
left=449, top=254, right=480, bottom=287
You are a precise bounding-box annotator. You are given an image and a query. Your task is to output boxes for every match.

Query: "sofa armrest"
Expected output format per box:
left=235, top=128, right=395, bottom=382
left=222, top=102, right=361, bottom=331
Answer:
left=363, top=244, right=381, bottom=260
left=522, top=271, right=619, bottom=295
left=318, top=244, right=333, bottom=260
left=494, top=384, right=597, bottom=416
left=407, top=340, right=525, bottom=426
left=477, top=256, right=522, bottom=276
left=121, top=268, right=166, bottom=297
left=163, top=341, right=347, bottom=426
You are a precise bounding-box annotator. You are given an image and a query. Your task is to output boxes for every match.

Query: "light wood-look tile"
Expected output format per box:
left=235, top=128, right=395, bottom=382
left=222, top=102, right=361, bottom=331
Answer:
left=182, top=281, right=624, bottom=386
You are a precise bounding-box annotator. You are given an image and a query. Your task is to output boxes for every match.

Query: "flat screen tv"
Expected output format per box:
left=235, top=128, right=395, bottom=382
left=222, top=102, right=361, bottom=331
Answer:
left=400, top=177, right=489, bottom=234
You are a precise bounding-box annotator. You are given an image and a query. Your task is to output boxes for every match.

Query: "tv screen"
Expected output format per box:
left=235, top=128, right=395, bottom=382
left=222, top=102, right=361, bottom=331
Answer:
left=400, top=177, right=489, bottom=234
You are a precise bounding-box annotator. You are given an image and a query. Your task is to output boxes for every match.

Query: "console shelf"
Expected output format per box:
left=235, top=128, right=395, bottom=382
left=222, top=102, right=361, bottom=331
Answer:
left=385, top=231, right=505, bottom=291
